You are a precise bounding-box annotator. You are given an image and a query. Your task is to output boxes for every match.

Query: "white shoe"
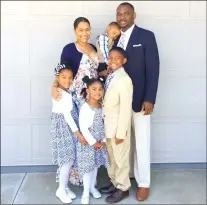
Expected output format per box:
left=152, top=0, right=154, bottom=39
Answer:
left=90, top=188, right=101, bottom=199
left=56, top=188, right=72, bottom=204
left=66, top=187, right=76, bottom=199
left=81, top=195, right=90, bottom=204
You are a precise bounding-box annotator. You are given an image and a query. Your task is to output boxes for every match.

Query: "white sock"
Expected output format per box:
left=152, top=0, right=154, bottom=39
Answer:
left=90, top=168, right=98, bottom=191
left=59, top=163, right=71, bottom=192
left=83, top=171, right=93, bottom=197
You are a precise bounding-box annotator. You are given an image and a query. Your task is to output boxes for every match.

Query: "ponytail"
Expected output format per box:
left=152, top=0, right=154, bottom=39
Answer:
left=81, top=87, right=87, bottom=99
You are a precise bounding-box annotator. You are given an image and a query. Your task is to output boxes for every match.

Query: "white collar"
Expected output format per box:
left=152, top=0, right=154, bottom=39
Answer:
left=121, top=24, right=135, bottom=37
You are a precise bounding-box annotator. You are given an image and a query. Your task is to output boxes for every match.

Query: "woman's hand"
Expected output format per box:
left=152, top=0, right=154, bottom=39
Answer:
left=51, top=82, right=62, bottom=101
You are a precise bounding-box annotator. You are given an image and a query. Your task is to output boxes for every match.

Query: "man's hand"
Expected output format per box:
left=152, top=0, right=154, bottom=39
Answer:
left=75, top=131, right=88, bottom=145
left=115, top=138, right=124, bottom=145
left=52, top=86, right=62, bottom=101
left=141, top=102, right=154, bottom=115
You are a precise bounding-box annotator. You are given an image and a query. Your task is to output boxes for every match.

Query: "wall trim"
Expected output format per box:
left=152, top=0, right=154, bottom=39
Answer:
left=1, top=163, right=206, bottom=174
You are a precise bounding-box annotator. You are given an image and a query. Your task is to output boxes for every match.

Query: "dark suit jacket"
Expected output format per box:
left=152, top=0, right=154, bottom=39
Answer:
left=114, top=25, right=160, bottom=112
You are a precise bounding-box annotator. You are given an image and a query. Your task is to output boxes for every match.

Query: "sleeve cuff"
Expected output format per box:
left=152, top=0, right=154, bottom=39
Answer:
left=72, top=128, right=79, bottom=133
left=88, top=138, right=97, bottom=146
left=115, top=132, right=126, bottom=139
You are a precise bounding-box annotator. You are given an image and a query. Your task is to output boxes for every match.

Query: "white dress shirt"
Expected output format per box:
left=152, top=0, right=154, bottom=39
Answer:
left=52, top=89, right=78, bottom=133
left=117, top=24, right=135, bottom=50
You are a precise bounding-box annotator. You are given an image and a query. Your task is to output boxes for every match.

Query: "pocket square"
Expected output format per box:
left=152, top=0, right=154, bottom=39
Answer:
left=133, top=44, right=142, bottom=47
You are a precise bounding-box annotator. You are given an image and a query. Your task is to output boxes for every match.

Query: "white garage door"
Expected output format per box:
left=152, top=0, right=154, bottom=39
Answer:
left=1, top=1, right=206, bottom=166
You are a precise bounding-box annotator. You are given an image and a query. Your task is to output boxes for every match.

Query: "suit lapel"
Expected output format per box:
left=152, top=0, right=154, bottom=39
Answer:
left=126, top=25, right=140, bottom=53
left=113, top=25, right=140, bottom=52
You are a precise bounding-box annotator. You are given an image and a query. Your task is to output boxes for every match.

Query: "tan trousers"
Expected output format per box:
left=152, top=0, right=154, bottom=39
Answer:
left=106, top=137, right=131, bottom=191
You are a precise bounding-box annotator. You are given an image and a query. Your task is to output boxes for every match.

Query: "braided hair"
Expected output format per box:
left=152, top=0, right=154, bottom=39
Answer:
left=54, top=62, right=73, bottom=76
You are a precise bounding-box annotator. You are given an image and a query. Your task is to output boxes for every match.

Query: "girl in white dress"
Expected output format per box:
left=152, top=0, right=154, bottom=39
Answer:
left=77, top=76, right=109, bottom=204
left=50, top=63, right=87, bottom=204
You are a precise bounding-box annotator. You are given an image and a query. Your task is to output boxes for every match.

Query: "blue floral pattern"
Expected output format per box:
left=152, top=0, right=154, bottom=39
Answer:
left=50, top=99, right=81, bottom=185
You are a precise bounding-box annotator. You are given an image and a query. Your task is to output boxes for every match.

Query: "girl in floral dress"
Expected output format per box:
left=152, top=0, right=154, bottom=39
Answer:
left=77, top=76, right=109, bottom=204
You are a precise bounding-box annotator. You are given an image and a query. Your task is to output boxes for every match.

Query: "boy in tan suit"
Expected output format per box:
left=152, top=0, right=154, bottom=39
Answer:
left=100, top=47, right=133, bottom=203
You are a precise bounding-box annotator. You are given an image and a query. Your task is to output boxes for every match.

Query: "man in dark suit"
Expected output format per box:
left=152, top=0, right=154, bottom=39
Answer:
left=100, top=2, right=160, bottom=202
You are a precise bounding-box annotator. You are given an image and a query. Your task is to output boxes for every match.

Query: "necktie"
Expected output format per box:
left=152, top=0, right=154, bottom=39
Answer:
left=118, top=33, right=125, bottom=50
left=104, top=73, right=114, bottom=93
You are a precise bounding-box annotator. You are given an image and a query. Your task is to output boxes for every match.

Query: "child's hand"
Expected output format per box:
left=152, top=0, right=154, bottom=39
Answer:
left=79, top=136, right=88, bottom=145
left=93, top=142, right=102, bottom=150
left=115, top=138, right=124, bottom=145
left=76, top=132, right=88, bottom=145
left=97, top=142, right=106, bottom=150
left=52, top=86, right=62, bottom=101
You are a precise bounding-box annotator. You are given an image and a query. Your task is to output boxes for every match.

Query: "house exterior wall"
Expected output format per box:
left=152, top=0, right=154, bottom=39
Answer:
left=1, top=1, right=206, bottom=166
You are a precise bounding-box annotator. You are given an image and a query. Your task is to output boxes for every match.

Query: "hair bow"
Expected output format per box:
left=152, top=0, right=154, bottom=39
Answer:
left=54, top=63, right=65, bottom=75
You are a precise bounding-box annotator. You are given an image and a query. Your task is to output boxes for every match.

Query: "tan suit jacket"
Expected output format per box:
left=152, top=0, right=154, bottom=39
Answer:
left=103, top=68, right=133, bottom=139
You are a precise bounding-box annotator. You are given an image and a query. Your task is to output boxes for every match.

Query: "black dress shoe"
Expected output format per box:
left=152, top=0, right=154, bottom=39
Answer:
left=106, top=189, right=129, bottom=203
left=99, top=183, right=117, bottom=194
